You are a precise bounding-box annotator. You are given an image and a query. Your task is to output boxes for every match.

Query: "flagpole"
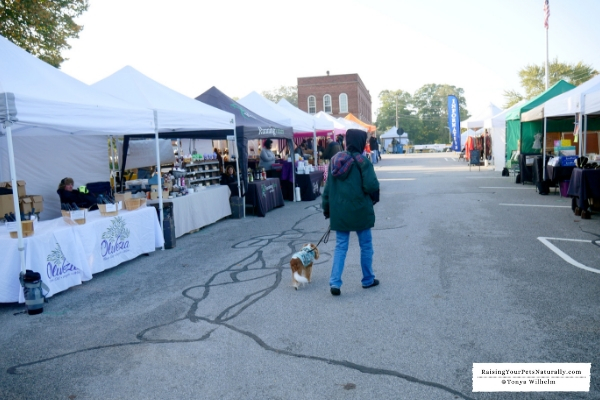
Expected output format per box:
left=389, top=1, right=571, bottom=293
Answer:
left=545, top=27, right=549, bottom=90
left=544, top=0, right=550, bottom=90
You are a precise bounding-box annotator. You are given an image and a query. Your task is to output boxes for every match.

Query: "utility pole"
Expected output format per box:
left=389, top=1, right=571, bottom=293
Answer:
left=395, top=95, right=399, bottom=132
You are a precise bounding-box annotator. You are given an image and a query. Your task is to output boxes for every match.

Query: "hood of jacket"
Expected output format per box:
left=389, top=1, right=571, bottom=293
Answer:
left=330, top=151, right=354, bottom=179
left=346, top=129, right=367, bottom=154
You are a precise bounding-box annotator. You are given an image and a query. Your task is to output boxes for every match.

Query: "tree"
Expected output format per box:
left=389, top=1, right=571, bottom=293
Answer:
left=0, top=0, right=89, bottom=67
left=503, top=59, right=598, bottom=108
left=410, top=84, right=468, bottom=145
left=261, top=85, right=298, bottom=107
left=375, top=89, right=421, bottom=138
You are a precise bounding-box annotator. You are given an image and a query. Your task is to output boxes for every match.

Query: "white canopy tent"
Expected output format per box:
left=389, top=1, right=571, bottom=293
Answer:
left=584, top=89, right=600, bottom=115
left=314, top=112, right=347, bottom=136
left=483, top=101, right=526, bottom=171
left=277, top=98, right=335, bottom=135
left=239, top=92, right=309, bottom=132
left=520, top=76, right=600, bottom=159
left=380, top=127, right=399, bottom=150
left=92, top=66, right=237, bottom=239
left=461, top=103, right=503, bottom=129
left=522, top=75, right=600, bottom=121
left=0, top=35, right=156, bottom=274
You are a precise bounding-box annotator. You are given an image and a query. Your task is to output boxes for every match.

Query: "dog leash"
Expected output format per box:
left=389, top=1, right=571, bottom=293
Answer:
left=314, top=226, right=331, bottom=248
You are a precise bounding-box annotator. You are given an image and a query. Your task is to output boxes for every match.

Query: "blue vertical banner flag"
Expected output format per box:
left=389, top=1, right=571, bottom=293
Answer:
left=448, top=95, right=461, bottom=152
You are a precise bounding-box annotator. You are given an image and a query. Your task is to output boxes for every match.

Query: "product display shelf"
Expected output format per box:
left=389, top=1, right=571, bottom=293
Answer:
left=185, top=160, right=221, bottom=186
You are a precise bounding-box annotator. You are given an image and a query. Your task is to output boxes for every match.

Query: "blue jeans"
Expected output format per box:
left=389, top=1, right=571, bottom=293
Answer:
left=330, top=229, right=375, bottom=288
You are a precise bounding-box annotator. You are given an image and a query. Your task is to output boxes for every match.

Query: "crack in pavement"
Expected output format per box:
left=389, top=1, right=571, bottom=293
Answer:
left=7, top=209, right=473, bottom=399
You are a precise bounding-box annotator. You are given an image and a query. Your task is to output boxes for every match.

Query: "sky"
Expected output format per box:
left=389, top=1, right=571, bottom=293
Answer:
left=60, top=0, right=600, bottom=121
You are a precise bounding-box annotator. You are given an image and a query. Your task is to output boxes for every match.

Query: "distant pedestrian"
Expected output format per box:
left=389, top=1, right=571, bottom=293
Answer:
left=322, top=129, right=380, bottom=296
left=391, top=137, right=398, bottom=154
left=322, top=137, right=342, bottom=161
left=336, top=134, right=345, bottom=150
left=368, top=132, right=379, bottom=163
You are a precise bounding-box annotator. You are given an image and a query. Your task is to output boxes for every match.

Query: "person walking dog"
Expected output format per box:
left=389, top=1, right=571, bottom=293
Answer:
left=322, top=129, right=380, bottom=296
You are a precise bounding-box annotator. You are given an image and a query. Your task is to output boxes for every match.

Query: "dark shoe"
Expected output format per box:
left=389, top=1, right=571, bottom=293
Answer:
left=362, top=279, right=379, bottom=289
left=575, top=207, right=581, bottom=216
left=330, top=287, right=341, bottom=296
left=581, top=210, right=591, bottom=220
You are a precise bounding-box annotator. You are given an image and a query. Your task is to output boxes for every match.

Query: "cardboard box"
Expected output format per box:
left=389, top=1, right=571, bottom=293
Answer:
left=0, top=181, right=26, bottom=198
left=8, top=220, right=34, bottom=238
left=61, top=209, right=86, bottom=225
left=19, top=195, right=43, bottom=214
left=114, top=192, right=132, bottom=203
left=0, top=194, right=16, bottom=216
left=98, top=203, right=118, bottom=217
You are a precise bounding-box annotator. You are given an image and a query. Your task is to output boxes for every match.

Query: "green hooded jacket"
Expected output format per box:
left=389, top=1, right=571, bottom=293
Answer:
left=322, top=129, right=379, bottom=232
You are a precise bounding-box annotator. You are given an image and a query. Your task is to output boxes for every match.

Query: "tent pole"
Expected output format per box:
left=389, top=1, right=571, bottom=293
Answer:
left=153, top=110, right=165, bottom=251
left=109, top=135, right=115, bottom=186
left=577, top=113, right=583, bottom=157
left=232, top=117, right=243, bottom=218
left=313, top=126, right=317, bottom=167
left=5, top=122, right=25, bottom=274
left=542, top=117, right=547, bottom=181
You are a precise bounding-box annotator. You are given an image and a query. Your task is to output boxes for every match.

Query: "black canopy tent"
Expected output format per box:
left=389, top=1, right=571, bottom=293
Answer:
left=119, top=126, right=234, bottom=192
left=195, top=86, right=295, bottom=199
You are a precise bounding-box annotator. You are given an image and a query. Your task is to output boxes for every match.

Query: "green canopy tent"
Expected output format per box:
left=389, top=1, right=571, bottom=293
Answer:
left=505, top=80, right=575, bottom=160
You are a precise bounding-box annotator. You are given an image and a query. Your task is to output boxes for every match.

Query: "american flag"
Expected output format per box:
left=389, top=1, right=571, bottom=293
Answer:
left=543, top=0, right=550, bottom=29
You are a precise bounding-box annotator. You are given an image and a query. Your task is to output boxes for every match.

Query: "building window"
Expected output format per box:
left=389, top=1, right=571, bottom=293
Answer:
left=323, top=94, right=332, bottom=113
left=339, top=93, right=348, bottom=113
left=308, top=95, right=316, bottom=114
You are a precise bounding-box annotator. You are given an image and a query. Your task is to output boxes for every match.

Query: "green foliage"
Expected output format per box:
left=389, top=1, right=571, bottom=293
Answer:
left=375, top=84, right=469, bottom=145
left=503, top=59, right=598, bottom=108
left=0, top=0, right=89, bottom=67
left=262, top=85, right=298, bottom=107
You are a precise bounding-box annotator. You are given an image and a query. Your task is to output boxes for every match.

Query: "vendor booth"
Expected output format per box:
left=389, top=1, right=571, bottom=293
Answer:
left=483, top=101, right=526, bottom=172
left=505, top=80, right=575, bottom=161
left=0, top=35, right=164, bottom=303
left=92, top=66, right=237, bottom=237
left=461, top=103, right=503, bottom=130
left=196, top=86, right=294, bottom=214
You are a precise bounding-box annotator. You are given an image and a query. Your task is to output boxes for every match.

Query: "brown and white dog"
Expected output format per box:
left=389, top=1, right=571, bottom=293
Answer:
left=290, top=243, right=319, bottom=290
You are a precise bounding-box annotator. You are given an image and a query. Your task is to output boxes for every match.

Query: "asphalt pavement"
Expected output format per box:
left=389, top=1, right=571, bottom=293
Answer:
left=1, top=152, right=599, bottom=400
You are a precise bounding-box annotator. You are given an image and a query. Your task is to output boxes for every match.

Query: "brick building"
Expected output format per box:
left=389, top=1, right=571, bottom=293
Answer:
left=297, top=73, right=373, bottom=124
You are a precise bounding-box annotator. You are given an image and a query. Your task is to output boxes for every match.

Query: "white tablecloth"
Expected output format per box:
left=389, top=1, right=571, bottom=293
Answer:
left=0, top=206, right=164, bottom=303
left=147, top=185, right=231, bottom=238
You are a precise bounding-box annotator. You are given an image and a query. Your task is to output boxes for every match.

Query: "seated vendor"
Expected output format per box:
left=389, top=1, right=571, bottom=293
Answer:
left=57, top=177, right=98, bottom=209
left=220, top=165, right=237, bottom=185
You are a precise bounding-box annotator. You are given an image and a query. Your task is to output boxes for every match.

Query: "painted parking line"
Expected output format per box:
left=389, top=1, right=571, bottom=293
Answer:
left=538, top=237, right=599, bottom=274
left=378, top=178, right=416, bottom=181
left=500, top=204, right=571, bottom=208
left=480, top=187, right=535, bottom=189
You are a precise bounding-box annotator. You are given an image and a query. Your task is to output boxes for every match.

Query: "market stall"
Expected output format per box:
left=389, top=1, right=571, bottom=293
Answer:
left=505, top=80, right=575, bottom=160
left=0, top=34, right=161, bottom=290
left=92, top=66, right=237, bottom=237
left=0, top=206, right=163, bottom=303
left=246, top=177, right=285, bottom=217
left=147, top=185, right=231, bottom=237
left=196, top=86, right=294, bottom=214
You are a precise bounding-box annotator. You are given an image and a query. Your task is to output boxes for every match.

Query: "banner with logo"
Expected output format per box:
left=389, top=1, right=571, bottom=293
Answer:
left=448, top=95, right=461, bottom=152
left=21, top=227, right=91, bottom=301
left=79, top=207, right=163, bottom=274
